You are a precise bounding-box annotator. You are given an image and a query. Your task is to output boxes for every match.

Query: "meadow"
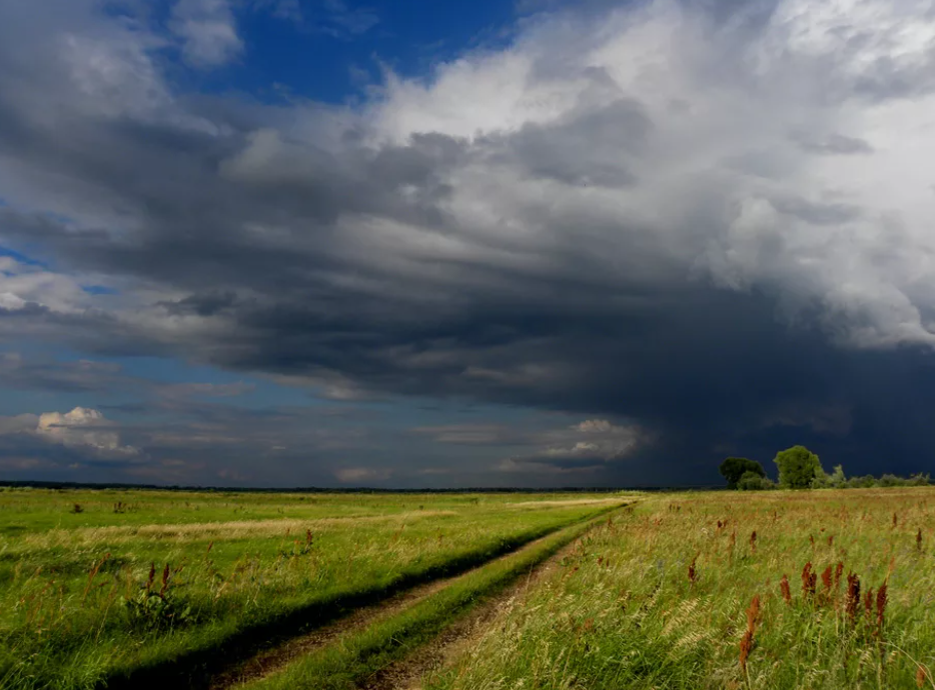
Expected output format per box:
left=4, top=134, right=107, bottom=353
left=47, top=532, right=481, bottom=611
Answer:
left=3, top=487, right=933, bottom=690
left=424, top=488, right=935, bottom=690
left=0, top=488, right=620, bottom=689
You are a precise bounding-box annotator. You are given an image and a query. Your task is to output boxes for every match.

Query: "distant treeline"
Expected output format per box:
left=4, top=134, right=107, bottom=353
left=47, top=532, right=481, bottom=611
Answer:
left=719, top=446, right=931, bottom=491
left=0, top=480, right=692, bottom=494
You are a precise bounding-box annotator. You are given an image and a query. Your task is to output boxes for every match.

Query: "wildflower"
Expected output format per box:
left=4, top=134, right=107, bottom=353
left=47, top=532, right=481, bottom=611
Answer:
left=739, top=595, right=761, bottom=674
left=876, top=582, right=888, bottom=636
left=801, top=562, right=816, bottom=598
left=845, top=573, right=860, bottom=623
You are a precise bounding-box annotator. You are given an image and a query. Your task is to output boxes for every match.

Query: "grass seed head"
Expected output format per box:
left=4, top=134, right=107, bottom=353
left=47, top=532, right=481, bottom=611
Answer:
left=779, top=574, right=791, bottom=604
left=145, top=562, right=156, bottom=593
left=159, top=563, right=170, bottom=598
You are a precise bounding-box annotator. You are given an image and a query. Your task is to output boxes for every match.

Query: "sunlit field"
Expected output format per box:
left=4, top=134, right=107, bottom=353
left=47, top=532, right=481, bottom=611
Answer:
left=0, top=488, right=619, bottom=689
left=4, top=487, right=933, bottom=690
left=425, top=488, right=935, bottom=690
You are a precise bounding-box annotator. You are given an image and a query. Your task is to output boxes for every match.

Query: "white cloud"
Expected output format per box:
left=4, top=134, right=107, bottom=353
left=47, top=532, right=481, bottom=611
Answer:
left=170, top=0, right=243, bottom=68
left=36, top=407, right=138, bottom=457
left=574, top=419, right=625, bottom=434
left=349, top=0, right=935, bottom=350
left=0, top=256, right=94, bottom=314
left=498, top=417, right=649, bottom=473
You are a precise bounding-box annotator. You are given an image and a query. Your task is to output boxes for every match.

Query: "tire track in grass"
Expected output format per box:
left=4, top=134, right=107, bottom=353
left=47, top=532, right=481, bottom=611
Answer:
left=209, top=567, right=469, bottom=689
left=101, top=509, right=615, bottom=690
left=236, top=505, right=630, bottom=690
left=361, top=542, right=572, bottom=690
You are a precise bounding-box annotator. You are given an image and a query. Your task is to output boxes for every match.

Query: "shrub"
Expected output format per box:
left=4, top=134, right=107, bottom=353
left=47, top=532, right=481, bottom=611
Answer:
left=737, top=471, right=775, bottom=491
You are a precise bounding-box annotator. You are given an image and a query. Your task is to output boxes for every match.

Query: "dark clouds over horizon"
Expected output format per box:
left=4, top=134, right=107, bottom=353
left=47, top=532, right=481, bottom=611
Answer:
left=2, top=0, right=935, bottom=487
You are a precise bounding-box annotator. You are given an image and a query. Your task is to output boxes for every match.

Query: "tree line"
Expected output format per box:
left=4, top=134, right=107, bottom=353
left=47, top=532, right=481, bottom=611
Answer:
left=719, top=446, right=931, bottom=491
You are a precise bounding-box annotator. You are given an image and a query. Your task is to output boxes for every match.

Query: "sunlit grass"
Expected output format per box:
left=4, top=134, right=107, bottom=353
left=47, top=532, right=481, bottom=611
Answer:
left=0, top=488, right=621, bottom=689
left=425, top=488, right=935, bottom=690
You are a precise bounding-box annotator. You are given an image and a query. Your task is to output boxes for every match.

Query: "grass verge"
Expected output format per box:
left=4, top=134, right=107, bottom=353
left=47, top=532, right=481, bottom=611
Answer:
left=241, top=507, right=623, bottom=690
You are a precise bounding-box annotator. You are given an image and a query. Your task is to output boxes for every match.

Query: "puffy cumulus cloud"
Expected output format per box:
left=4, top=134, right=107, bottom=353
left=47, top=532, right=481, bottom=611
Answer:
left=35, top=407, right=139, bottom=457
left=3, top=0, right=935, bottom=483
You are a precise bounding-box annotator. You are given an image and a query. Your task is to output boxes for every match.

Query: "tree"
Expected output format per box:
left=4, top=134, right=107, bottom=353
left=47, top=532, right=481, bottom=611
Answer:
left=737, top=471, right=774, bottom=491
left=773, top=445, right=824, bottom=489
left=810, top=464, right=844, bottom=489
left=719, top=457, right=766, bottom=489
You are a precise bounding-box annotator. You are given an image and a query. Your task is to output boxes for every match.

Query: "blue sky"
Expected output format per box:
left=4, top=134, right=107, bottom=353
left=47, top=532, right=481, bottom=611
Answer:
left=1, top=0, right=935, bottom=487
left=186, top=0, right=523, bottom=103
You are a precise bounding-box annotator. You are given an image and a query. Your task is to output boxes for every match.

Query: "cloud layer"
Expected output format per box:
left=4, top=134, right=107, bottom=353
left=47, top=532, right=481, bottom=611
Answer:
left=2, top=0, right=935, bottom=484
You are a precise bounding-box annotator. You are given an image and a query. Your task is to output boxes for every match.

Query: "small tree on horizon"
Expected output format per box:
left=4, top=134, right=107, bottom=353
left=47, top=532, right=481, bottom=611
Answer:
left=773, top=445, right=824, bottom=489
left=719, top=457, right=766, bottom=489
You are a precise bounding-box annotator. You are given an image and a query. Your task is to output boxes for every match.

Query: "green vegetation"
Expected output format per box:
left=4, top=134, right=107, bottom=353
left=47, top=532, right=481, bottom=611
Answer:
left=774, top=445, right=824, bottom=489
left=242, top=513, right=612, bottom=690
left=737, top=470, right=775, bottom=491
left=719, top=458, right=766, bottom=489
left=423, top=488, right=935, bottom=690
left=719, top=446, right=930, bottom=491
left=0, top=488, right=619, bottom=689
left=6, top=485, right=935, bottom=690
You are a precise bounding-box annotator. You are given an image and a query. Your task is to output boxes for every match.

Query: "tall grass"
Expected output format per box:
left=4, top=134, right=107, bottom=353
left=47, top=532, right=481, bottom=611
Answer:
left=425, top=488, right=935, bottom=690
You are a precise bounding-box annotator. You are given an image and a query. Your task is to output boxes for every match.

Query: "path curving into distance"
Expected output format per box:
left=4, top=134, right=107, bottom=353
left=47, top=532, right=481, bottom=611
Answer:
left=229, top=504, right=632, bottom=690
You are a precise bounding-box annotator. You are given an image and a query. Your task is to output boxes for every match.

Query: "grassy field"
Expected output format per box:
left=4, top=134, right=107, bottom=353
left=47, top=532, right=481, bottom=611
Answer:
left=423, top=488, right=935, bottom=690
left=5, top=487, right=932, bottom=690
left=0, top=488, right=620, bottom=690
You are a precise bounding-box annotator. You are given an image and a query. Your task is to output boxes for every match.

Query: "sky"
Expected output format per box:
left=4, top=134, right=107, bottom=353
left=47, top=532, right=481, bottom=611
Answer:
left=1, top=0, right=935, bottom=488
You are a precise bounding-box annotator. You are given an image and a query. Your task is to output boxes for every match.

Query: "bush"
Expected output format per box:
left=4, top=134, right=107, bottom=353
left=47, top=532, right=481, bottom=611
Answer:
left=846, top=474, right=877, bottom=489
left=773, top=445, right=823, bottom=489
left=811, top=464, right=846, bottom=489
left=737, top=471, right=775, bottom=491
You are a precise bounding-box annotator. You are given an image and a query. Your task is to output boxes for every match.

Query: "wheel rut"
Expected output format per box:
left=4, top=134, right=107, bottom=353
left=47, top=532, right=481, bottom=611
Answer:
left=208, top=508, right=625, bottom=689
left=357, top=533, right=587, bottom=690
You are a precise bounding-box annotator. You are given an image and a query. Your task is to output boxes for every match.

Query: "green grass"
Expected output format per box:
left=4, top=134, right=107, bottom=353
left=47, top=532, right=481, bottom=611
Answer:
left=0, top=488, right=621, bottom=689
left=242, top=509, right=619, bottom=690
left=423, top=488, right=935, bottom=690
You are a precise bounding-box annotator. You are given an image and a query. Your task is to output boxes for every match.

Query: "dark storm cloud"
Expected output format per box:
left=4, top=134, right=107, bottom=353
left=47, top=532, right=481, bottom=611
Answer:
left=2, top=0, right=935, bottom=485
left=0, top=353, right=125, bottom=394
